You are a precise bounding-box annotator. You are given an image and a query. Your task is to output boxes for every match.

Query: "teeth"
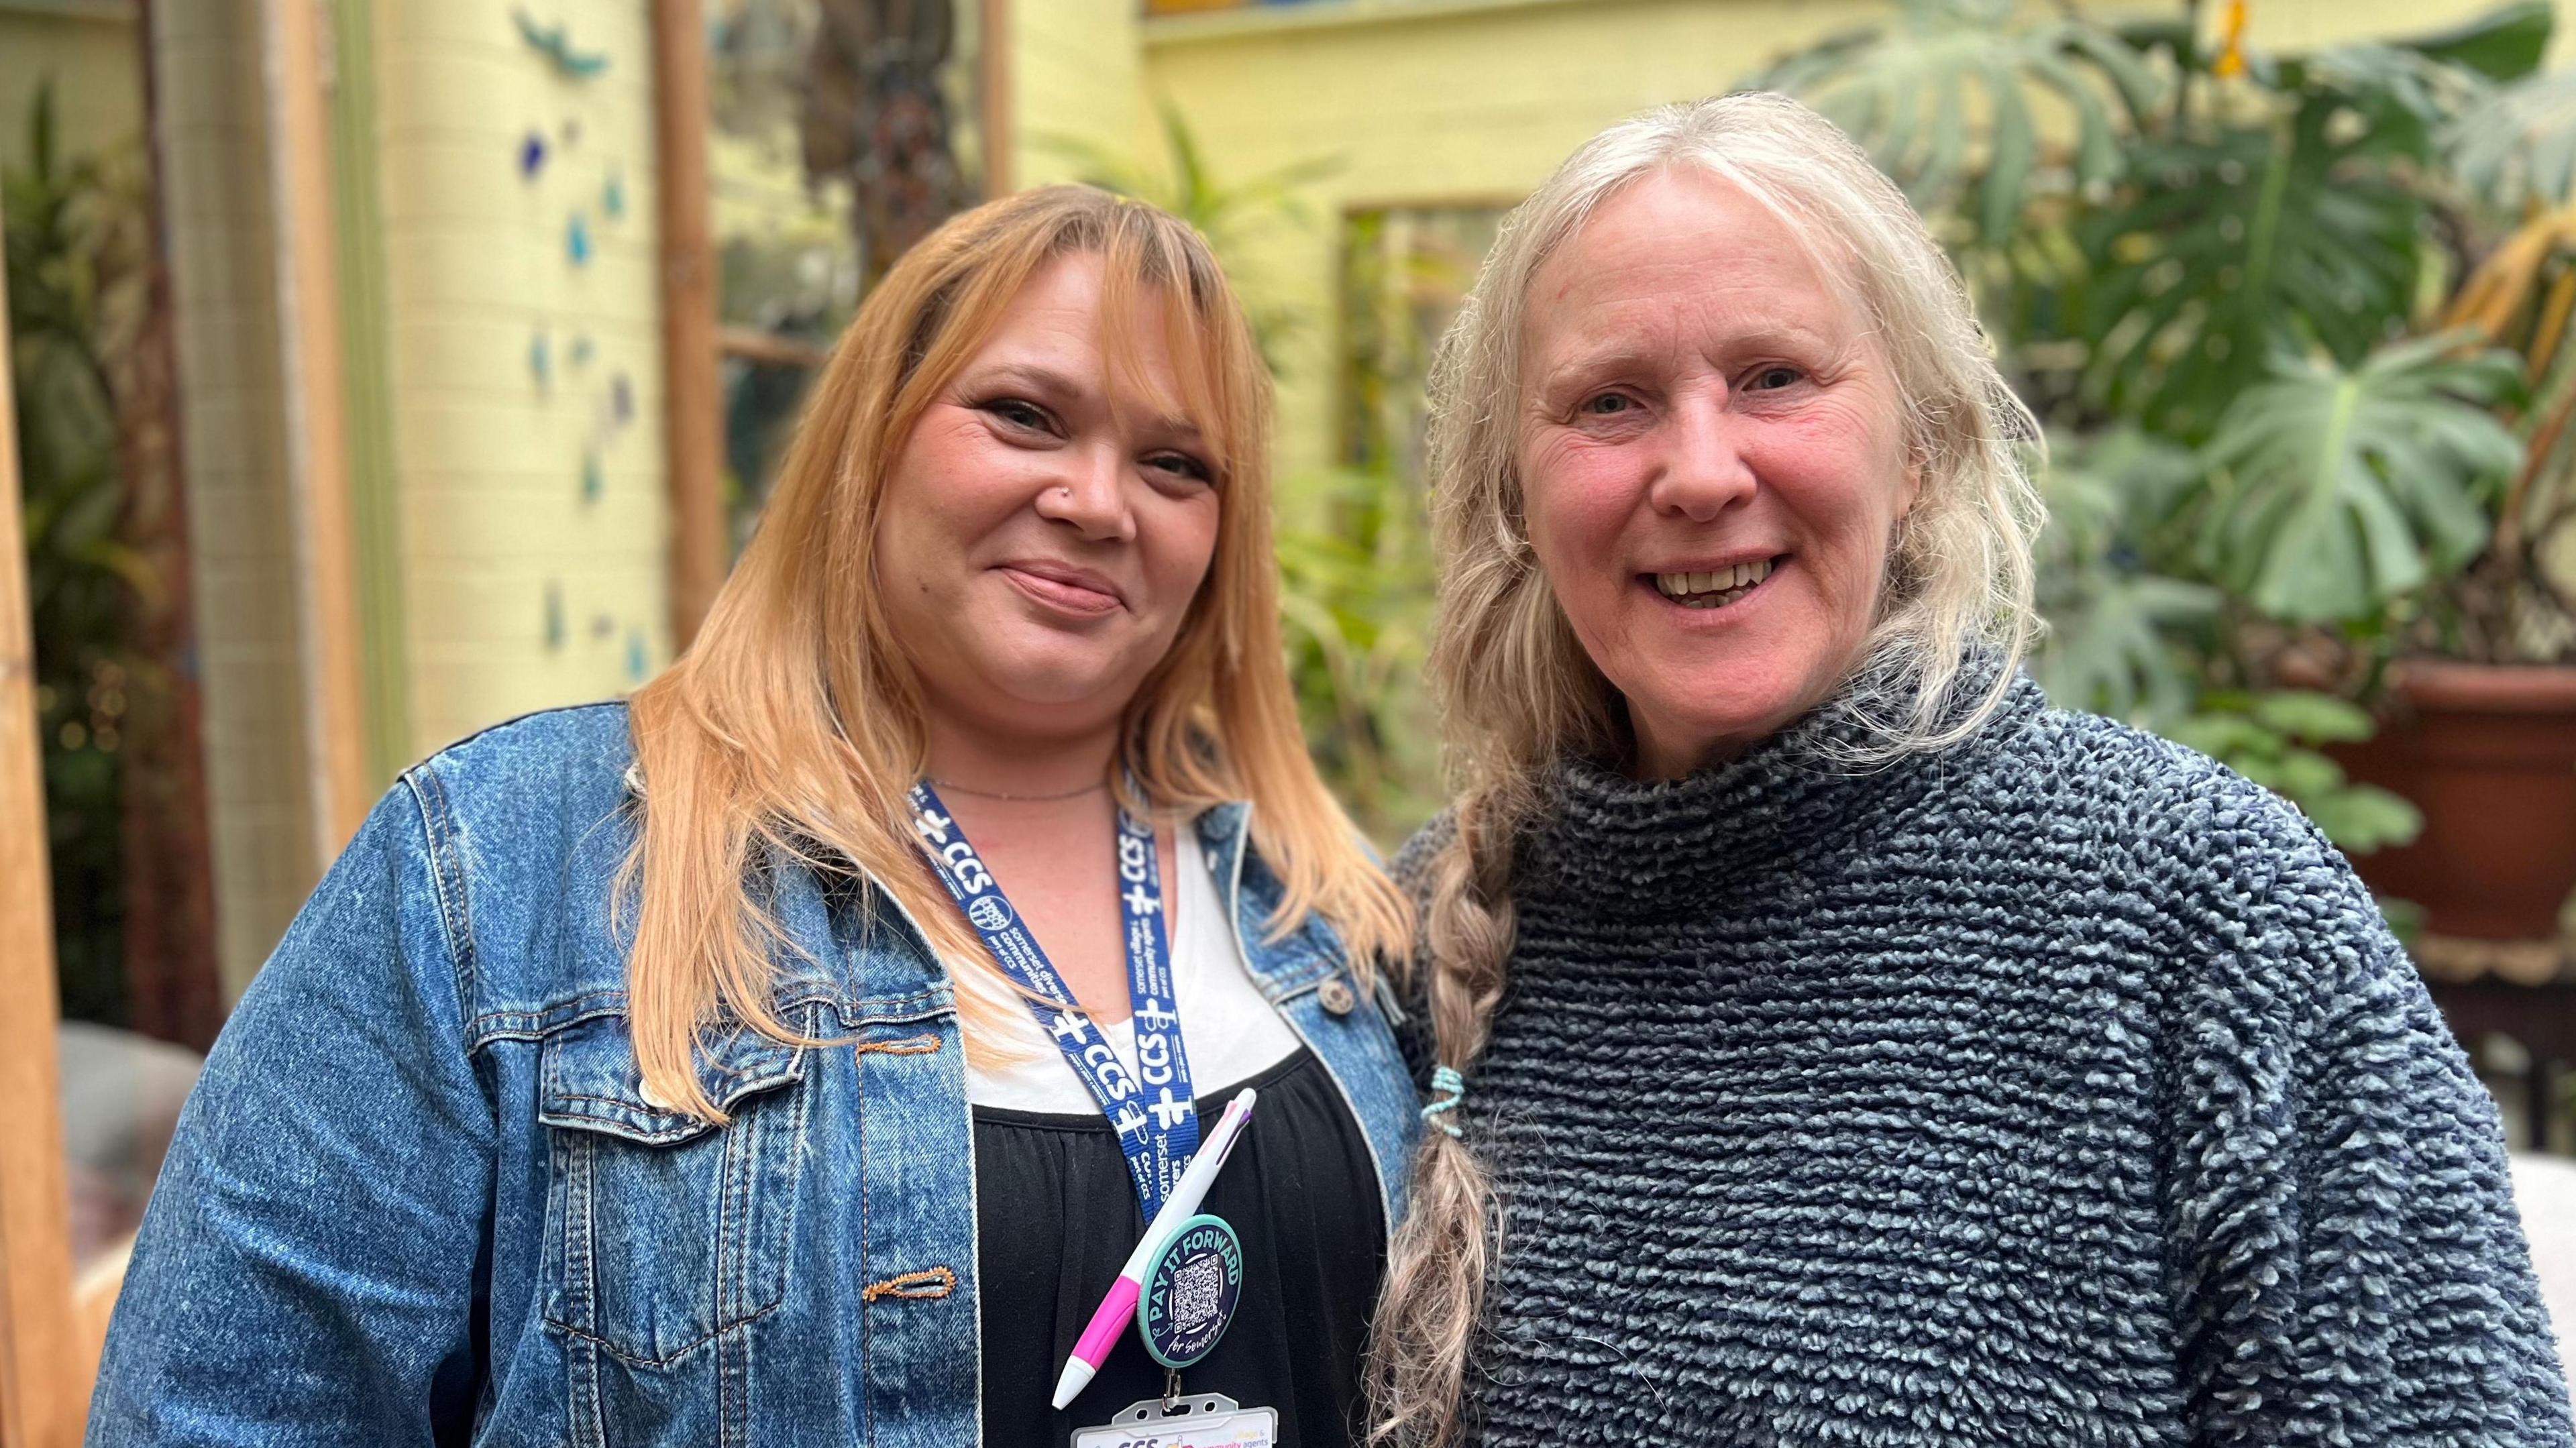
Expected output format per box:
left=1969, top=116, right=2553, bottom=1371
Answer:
left=1653, top=558, right=1776, bottom=607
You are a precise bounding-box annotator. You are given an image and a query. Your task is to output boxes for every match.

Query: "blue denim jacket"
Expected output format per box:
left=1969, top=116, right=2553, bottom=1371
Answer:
left=87, top=704, right=1421, bottom=1446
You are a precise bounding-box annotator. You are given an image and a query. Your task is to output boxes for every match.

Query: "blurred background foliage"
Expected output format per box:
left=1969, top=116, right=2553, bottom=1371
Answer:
left=1126, top=0, right=2576, bottom=858
left=7, top=85, right=148, bottom=1021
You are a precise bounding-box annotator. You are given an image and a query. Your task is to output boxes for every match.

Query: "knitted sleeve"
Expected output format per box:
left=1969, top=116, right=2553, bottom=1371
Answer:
left=2159, top=774, right=2573, bottom=1447
left=1385, top=812, right=1455, bottom=1089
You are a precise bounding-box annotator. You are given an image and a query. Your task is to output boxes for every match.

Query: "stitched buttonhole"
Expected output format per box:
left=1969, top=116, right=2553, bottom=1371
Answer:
left=861, top=1266, right=957, bottom=1302
left=853, top=1033, right=941, bottom=1057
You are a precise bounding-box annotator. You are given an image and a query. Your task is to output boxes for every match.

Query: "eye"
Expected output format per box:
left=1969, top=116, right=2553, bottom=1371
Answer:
left=1746, top=366, right=1803, bottom=392
left=1578, top=392, right=1637, bottom=416
left=1145, top=451, right=1214, bottom=486
left=979, top=397, right=1058, bottom=435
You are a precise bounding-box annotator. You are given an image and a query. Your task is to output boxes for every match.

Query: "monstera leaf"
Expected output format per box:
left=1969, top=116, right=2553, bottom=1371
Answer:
left=1746, top=0, right=2161, bottom=237
left=2449, top=67, right=2576, bottom=210
left=2388, top=0, right=2554, bottom=82
left=2063, top=106, right=2429, bottom=441
left=2032, top=430, right=2216, bottom=721
left=2196, top=337, right=2524, bottom=623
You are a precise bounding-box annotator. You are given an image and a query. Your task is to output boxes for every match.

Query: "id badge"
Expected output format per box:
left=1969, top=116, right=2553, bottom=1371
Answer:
left=1070, top=1392, right=1279, bottom=1448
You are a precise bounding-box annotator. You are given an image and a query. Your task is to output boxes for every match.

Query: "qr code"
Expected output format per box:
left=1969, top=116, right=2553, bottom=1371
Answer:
left=1170, top=1253, right=1226, bottom=1325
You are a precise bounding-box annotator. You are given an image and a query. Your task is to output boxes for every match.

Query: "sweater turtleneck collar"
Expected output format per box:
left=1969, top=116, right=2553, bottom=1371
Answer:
left=1516, top=655, right=2046, bottom=915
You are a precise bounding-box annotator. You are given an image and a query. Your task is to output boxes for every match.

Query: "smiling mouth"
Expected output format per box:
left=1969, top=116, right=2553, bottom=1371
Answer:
left=999, top=564, right=1124, bottom=616
left=1646, top=556, right=1782, bottom=611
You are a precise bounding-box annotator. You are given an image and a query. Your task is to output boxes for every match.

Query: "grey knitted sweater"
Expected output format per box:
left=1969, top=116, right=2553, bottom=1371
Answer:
left=1399, top=673, right=2571, bottom=1447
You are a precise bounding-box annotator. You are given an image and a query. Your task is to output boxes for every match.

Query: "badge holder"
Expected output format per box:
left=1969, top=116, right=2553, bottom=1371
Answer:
left=1071, top=1394, right=1278, bottom=1448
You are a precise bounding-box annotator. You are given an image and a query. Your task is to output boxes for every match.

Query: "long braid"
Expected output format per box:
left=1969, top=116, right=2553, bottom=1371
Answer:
left=1366, top=785, right=1526, bottom=1447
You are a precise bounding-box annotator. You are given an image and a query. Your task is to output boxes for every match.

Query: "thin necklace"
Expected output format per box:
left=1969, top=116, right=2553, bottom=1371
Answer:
left=926, top=777, right=1109, bottom=803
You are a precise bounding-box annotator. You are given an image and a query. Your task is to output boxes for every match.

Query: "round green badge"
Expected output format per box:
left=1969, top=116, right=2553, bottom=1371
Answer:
left=1137, top=1213, right=1244, bottom=1370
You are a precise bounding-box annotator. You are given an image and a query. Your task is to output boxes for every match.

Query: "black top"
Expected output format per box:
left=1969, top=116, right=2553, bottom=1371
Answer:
left=974, top=1048, right=1386, bottom=1447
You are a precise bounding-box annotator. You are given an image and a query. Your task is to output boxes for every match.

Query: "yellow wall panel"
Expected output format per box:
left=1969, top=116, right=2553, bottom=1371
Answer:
left=0, top=7, right=142, bottom=174
left=367, top=0, right=669, bottom=758
left=1010, top=0, right=1148, bottom=186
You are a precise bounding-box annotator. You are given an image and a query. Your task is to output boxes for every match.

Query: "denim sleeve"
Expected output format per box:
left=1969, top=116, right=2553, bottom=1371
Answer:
left=86, top=780, right=494, bottom=1445
left=2165, top=801, right=2575, bottom=1447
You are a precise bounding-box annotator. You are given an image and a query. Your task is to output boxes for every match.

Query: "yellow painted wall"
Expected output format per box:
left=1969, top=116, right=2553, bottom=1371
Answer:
left=1010, top=0, right=1146, bottom=186
left=152, top=0, right=315, bottom=998
left=1128, top=0, right=2575, bottom=478
left=154, top=0, right=669, bottom=991
left=372, top=0, right=669, bottom=757
left=0, top=2, right=141, bottom=174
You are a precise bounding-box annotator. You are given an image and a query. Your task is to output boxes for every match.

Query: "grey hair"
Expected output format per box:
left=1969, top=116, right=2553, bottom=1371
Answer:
left=1364, top=92, right=2044, bottom=1448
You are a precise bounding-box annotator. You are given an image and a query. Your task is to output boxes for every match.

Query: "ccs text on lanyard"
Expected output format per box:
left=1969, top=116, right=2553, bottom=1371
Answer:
left=908, top=780, right=1201, bottom=1218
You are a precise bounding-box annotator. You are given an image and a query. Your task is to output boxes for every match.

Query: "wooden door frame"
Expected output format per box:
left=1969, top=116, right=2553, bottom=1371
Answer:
left=654, top=0, right=723, bottom=655
left=0, top=205, right=87, bottom=1448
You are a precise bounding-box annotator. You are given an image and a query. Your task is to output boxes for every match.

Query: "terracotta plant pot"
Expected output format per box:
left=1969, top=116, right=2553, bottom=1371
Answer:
left=2328, top=662, right=2576, bottom=940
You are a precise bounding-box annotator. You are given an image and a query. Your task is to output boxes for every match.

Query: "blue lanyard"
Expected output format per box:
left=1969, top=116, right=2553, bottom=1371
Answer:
left=908, top=780, right=1201, bottom=1219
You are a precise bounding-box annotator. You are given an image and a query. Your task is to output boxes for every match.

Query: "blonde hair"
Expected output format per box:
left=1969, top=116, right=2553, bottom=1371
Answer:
left=623, top=185, right=1411, bottom=1119
left=1366, top=93, right=2044, bottom=1445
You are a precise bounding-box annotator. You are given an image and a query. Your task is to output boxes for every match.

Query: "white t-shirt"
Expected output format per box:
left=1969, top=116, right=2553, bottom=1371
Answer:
left=964, top=828, right=1303, bottom=1112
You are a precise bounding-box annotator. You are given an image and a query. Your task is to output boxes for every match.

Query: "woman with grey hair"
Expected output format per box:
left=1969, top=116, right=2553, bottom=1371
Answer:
left=1367, top=93, right=2571, bottom=1447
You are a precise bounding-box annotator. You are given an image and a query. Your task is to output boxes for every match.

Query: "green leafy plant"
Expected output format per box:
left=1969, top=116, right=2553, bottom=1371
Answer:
left=2159, top=691, right=2423, bottom=852
left=2447, top=67, right=2576, bottom=211
left=2194, top=337, right=2524, bottom=621
left=1994, top=13, right=2538, bottom=439
left=1273, top=466, right=1440, bottom=843
left=2030, top=429, right=2214, bottom=720
left=1746, top=0, right=2160, bottom=237
left=6, top=84, right=151, bottom=1023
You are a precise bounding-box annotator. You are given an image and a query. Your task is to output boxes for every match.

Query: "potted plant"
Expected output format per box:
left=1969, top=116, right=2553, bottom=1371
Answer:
left=2321, top=78, right=2576, bottom=941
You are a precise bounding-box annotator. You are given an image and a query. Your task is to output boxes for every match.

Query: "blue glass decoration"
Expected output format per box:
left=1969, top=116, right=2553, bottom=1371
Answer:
left=610, top=373, right=633, bottom=426
left=519, top=131, right=546, bottom=178
left=513, top=8, right=609, bottom=79
left=567, top=213, right=591, bottom=266
left=603, top=170, right=625, bottom=221
left=625, top=630, right=649, bottom=683
left=581, top=446, right=602, bottom=502
left=569, top=334, right=594, bottom=367
left=543, top=582, right=566, bottom=649
left=528, top=331, right=550, bottom=391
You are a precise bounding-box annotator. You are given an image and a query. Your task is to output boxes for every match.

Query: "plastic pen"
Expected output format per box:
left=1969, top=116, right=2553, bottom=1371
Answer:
left=1049, top=1087, right=1259, bottom=1410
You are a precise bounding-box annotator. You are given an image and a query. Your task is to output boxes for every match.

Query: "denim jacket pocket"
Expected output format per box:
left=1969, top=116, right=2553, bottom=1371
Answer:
left=536, top=1005, right=814, bottom=1368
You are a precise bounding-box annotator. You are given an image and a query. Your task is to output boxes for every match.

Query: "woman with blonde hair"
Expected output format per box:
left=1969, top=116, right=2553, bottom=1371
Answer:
left=91, top=186, right=1417, bottom=1446
left=1368, top=94, right=2570, bottom=1446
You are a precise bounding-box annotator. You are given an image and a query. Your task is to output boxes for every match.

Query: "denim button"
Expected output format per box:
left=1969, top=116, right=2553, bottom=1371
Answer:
left=1318, top=975, right=1356, bottom=1015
